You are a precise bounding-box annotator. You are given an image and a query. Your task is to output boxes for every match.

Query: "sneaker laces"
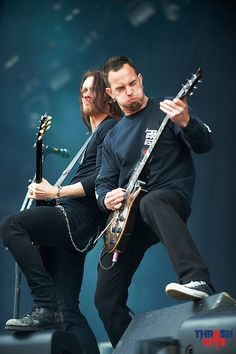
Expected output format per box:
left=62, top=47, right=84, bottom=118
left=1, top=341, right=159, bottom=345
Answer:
left=184, top=281, right=207, bottom=288
left=23, top=306, right=41, bottom=318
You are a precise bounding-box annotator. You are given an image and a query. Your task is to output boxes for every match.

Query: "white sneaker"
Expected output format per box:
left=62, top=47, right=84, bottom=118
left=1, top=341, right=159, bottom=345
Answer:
left=165, top=281, right=214, bottom=300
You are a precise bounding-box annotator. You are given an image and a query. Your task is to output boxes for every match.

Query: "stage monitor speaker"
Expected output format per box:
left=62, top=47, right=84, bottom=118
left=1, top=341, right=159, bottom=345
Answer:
left=0, top=329, right=81, bottom=354
left=114, top=292, right=236, bottom=354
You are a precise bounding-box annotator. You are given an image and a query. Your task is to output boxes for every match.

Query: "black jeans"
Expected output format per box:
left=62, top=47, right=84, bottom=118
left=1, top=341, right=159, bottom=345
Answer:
left=94, top=189, right=213, bottom=347
left=0, top=204, right=100, bottom=354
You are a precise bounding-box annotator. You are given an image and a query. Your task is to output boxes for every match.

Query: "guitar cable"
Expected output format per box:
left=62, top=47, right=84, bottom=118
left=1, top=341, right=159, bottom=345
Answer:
left=99, top=247, right=119, bottom=270
left=93, top=216, right=116, bottom=245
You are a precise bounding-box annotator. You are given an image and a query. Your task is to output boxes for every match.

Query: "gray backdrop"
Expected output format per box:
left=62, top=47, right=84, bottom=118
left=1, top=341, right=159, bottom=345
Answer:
left=0, top=0, right=235, bottom=344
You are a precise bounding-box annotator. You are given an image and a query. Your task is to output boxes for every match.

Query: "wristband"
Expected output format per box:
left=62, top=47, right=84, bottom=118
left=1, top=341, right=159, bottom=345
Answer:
left=56, top=185, right=62, bottom=205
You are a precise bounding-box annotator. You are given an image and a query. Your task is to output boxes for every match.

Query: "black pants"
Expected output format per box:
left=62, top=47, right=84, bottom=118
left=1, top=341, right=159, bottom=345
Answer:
left=94, top=189, right=213, bottom=347
left=0, top=204, right=100, bottom=354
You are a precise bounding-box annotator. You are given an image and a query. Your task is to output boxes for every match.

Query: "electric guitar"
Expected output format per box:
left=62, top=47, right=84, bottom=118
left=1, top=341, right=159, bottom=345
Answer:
left=104, top=68, right=202, bottom=254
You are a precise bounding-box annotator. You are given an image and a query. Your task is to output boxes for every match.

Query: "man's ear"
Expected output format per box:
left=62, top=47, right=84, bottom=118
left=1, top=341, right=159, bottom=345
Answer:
left=106, top=87, right=113, bottom=98
left=138, top=73, right=143, bottom=87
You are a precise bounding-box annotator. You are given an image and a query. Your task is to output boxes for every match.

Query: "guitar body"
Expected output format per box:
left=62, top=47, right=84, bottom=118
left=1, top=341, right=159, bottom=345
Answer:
left=104, top=187, right=143, bottom=253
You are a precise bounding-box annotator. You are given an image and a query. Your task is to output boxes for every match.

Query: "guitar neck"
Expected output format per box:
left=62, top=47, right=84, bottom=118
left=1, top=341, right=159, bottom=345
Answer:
left=126, top=81, right=194, bottom=194
left=36, top=139, right=43, bottom=183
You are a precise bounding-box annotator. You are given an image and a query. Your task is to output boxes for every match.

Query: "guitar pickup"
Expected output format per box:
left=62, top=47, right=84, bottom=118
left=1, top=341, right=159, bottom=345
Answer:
left=112, top=226, right=122, bottom=234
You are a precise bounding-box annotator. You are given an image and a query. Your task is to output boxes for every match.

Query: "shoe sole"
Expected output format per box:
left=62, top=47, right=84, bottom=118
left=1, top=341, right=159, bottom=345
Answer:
left=5, top=324, right=63, bottom=332
left=165, top=283, right=209, bottom=300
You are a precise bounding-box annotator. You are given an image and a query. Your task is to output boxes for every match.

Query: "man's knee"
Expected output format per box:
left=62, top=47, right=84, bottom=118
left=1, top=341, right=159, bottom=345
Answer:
left=0, top=214, right=21, bottom=248
left=139, top=190, right=167, bottom=216
left=140, top=189, right=188, bottom=223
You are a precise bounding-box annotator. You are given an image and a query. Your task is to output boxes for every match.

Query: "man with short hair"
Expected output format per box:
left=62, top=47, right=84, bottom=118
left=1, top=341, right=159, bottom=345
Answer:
left=94, top=56, right=215, bottom=347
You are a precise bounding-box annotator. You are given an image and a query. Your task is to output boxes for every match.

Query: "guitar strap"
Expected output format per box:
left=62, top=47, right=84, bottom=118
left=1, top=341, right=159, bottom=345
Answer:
left=54, top=133, right=92, bottom=187
left=142, top=97, right=163, bottom=154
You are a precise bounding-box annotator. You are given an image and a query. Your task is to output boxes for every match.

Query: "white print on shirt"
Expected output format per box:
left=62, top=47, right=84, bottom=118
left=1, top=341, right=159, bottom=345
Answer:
left=144, top=128, right=157, bottom=146
left=204, top=123, right=212, bottom=133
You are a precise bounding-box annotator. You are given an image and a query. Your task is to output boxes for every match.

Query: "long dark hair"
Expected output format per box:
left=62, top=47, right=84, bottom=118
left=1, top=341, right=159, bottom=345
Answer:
left=80, top=70, right=122, bottom=130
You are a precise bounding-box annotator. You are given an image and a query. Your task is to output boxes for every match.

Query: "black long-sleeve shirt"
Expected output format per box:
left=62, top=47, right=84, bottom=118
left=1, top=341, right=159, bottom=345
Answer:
left=61, top=117, right=118, bottom=216
left=95, top=97, right=213, bottom=215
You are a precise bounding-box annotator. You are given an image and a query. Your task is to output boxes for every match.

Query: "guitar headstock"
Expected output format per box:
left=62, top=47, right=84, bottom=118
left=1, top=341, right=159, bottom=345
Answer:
left=178, top=68, right=202, bottom=99
left=36, top=113, right=52, bottom=142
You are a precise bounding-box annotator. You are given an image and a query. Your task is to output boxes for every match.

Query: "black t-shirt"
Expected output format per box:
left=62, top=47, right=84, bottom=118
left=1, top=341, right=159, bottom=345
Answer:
left=96, top=98, right=213, bottom=216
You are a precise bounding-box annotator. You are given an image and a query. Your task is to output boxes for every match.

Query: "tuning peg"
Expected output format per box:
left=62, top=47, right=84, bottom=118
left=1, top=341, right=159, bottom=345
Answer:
left=189, top=92, right=193, bottom=96
left=193, top=86, right=198, bottom=89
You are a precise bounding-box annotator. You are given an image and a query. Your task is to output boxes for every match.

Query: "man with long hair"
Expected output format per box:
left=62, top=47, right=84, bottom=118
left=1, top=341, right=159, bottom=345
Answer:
left=0, top=70, right=121, bottom=353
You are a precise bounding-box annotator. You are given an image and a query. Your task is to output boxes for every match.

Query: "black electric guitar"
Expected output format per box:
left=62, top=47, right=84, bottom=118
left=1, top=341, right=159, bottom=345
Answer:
left=104, top=68, right=202, bottom=254
left=35, top=113, right=52, bottom=205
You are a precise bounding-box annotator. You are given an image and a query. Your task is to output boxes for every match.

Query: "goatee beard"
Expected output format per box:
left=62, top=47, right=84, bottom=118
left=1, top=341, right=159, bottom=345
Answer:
left=128, top=101, right=142, bottom=112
